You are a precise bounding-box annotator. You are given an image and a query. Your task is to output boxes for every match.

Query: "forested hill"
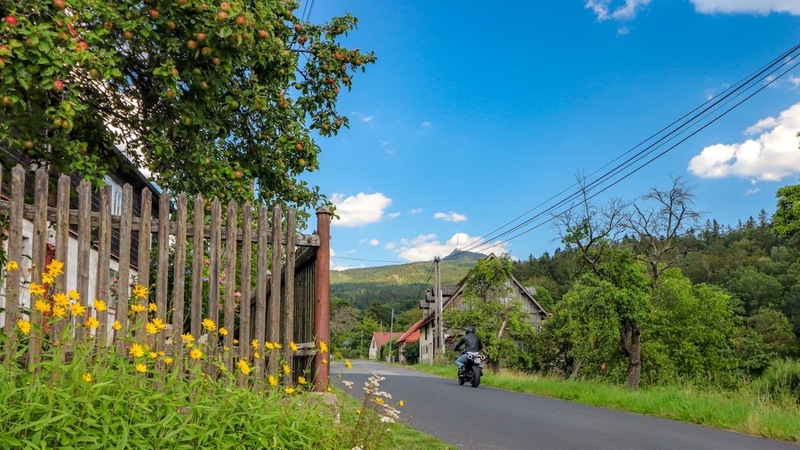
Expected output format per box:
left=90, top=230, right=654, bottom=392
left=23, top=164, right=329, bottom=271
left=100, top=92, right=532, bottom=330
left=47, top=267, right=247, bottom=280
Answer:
left=330, top=253, right=481, bottom=312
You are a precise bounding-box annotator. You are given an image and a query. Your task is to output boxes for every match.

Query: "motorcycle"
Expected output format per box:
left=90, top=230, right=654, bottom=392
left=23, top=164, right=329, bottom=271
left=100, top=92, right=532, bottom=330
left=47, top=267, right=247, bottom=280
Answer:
left=457, top=351, right=486, bottom=388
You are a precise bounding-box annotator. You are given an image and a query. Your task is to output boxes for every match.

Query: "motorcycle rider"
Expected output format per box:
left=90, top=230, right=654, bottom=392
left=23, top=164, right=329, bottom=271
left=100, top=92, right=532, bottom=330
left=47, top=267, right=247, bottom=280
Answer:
left=453, top=326, right=483, bottom=374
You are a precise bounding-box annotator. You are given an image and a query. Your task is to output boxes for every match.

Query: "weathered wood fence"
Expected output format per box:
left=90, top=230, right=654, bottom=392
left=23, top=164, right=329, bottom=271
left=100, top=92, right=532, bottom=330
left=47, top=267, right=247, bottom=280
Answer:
left=0, top=164, right=331, bottom=390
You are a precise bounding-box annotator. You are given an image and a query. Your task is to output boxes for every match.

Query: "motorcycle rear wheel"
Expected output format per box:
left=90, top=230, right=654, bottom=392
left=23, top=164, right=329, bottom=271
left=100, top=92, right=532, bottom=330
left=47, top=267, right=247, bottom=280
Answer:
left=470, top=367, right=481, bottom=388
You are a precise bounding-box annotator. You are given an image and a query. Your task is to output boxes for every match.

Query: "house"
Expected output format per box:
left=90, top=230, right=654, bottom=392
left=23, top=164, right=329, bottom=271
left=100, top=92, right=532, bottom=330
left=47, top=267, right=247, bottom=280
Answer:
left=418, top=253, right=549, bottom=364
left=368, top=331, right=404, bottom=360
left=394, top=318, right=423, bottom=364
left=0, top=146, right=161, bottom=340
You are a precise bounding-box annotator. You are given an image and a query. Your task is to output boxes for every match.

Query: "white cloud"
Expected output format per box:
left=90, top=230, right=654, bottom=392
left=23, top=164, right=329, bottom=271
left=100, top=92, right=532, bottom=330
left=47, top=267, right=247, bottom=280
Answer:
left=387, top=212, right=400, bottom=219
left=361, top=115, right=374, bottom=123
left=585, top=0, right=651, bottom=21
left=421, top=121, right=432, bottom=128
left=434, top=211, right=467, bottom=222
left=368, top=238, right=380, bottom=246
left=409, top=208, right=424, bottom=214
left=384, top=242, right=396, bottom=250
left=688, top=102, right=800, bottom=181
left=395, top=232, right=508, bottom=262
left=331, top=192, right=393, bottom=227
left=690, top=0, right=800, bottom=15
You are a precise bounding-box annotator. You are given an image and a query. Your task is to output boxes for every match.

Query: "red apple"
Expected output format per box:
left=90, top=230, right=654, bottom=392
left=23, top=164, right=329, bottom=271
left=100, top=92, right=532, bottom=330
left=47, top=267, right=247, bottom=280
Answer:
left=53, top=0, right=66, bottom=9
left=76, top=40, right=88, bottom=51
left=23, top=140, right=34, bottom=150
left=1, top=96, right=12, bottom=106
left=5, top=15, right=18, bottom=26
left=258, top=29, right=268, bottom=39
left=220, top=2, right=231, bottom=11
left=235, top=15, right=247, bottom=26
left=293, top=23, right=301, bottom=32
left=295, top=143, right=303, bottom=151
left=53, top=80, right=65, bottom=90
left=123, top=30, right=134, bottom=40
left=148, top=9, right=159, bottom=19
left=211, top=57, right=220, bottom=66
left=187, top=39, right=197, bottom=50
left=217, top=11, right=228, bottom=21
left=196, top=32, right=207, bottom=41
left=103, top=21, right=113, bottom=30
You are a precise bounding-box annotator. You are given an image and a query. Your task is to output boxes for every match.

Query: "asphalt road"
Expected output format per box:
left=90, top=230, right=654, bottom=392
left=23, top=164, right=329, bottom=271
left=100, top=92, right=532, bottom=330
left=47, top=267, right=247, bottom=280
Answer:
left=331, top=360, right=799, bottom=450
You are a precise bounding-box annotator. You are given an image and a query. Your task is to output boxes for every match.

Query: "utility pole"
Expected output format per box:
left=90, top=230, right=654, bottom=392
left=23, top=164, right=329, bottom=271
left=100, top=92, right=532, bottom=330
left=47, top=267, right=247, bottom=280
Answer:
left=388, top=309, right=395, bottom=363
left=434, top=256, right=444, bottom=362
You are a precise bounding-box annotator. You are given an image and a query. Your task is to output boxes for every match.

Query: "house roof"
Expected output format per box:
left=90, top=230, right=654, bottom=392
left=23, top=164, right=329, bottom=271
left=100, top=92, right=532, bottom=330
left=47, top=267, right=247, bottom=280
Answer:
left=395, top=319, right=424, bottom=345
left=372, top=332, right=404, bottom=348
left=420, top=253, right=550, bottom=327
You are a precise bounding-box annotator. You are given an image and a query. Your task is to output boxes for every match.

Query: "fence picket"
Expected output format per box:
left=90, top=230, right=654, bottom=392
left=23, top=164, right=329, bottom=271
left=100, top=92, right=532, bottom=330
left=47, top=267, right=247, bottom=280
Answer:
left=191, top=195, right=204, bottom=340
left=155, top=192, right=171, bottom=353
left=53, top=175, right=71, bottom=360
left=282, top=207, right=296, bottom=385
left=223, top=200, right=238, bottom=372
left=3, top=166, right=25, bottom=365
left=76, top=180, right=92, bottom=343
left=268, top=206, right=282, bottom=375
left=96, top=185, right=112, bottom=348
left=254, top=205, right=268, bottom=379
left=135, top=189, right=152, bottom=341
left=238, top=203, right=253, bottom=386
left=115, top=184, right=133, bottom=355
left=172, top=194, right=188, bottom=360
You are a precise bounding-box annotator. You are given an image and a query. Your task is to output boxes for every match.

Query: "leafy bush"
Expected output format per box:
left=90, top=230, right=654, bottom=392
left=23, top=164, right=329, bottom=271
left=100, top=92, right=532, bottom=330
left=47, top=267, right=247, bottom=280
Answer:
left=752, top=358, right=800, bottom=405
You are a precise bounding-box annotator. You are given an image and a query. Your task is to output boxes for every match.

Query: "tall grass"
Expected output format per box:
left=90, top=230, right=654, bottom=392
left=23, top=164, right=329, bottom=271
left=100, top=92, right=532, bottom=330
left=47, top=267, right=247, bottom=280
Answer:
left=410, top=363, right=800, bottom=443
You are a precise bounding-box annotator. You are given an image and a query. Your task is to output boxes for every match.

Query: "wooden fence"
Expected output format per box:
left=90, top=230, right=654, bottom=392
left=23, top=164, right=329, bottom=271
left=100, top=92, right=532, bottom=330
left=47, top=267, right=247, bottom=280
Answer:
left=0, top=164, right=331, bottom=390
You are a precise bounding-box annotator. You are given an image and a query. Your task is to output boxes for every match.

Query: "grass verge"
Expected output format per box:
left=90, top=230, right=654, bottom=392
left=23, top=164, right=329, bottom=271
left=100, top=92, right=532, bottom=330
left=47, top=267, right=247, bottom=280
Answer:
left=407, top=363, right=800, bottom=444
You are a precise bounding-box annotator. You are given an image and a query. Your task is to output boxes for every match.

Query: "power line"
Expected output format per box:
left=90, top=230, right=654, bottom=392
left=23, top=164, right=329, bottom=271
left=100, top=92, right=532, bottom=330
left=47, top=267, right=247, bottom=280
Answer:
left=456, top=43, right=800, bottom=256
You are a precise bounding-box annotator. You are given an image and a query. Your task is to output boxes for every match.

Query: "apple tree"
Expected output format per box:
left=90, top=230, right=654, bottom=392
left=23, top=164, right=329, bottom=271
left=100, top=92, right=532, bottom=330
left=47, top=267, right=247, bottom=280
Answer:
left=0, top=0, right=375, bottom=208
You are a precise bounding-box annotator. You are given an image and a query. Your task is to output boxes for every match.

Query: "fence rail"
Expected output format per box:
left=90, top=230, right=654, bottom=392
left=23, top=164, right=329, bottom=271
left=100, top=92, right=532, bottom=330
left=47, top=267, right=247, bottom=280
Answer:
left=0, top=164, right=331, bottom=390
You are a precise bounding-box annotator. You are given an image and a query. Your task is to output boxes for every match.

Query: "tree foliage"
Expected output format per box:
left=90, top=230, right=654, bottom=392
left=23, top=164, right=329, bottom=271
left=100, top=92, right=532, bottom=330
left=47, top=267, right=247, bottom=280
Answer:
left=1, top=0, right=375, bottom=209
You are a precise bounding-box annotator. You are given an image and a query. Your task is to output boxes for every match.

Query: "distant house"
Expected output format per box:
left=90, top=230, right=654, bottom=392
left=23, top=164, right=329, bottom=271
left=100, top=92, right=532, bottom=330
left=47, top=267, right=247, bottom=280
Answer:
left=395, top=319, right=423, bottom=364
left=368, top=331, right=404, bottom=360
left=418, top=253, right=549, bottom=364
left=0, top=146, right=161, bottom=340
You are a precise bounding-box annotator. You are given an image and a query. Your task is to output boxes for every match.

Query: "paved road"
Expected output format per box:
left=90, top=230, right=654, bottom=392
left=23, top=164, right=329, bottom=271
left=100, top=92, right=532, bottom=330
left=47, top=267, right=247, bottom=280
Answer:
left=331, top=360, right=798, bottom=450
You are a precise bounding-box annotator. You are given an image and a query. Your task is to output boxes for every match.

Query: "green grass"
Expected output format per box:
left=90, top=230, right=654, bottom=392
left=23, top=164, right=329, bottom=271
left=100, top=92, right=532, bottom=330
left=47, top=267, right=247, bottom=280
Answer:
left=408, top=363, right=800, bottom=444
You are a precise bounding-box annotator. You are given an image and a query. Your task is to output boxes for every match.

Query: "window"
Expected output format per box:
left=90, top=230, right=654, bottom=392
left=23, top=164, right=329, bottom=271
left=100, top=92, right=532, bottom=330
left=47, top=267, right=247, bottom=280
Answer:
left=104, top=176, right=123, bottom=216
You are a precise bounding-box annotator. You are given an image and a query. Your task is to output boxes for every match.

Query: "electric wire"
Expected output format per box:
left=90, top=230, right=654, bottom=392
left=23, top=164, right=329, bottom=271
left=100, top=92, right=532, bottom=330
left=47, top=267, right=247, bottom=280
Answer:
left=455, top=43, right=800, bottom=256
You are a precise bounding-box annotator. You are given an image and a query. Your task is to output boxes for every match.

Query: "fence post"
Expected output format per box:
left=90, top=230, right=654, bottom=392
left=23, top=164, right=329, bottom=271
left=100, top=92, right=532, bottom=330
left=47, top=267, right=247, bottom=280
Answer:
left=313, top=207, right=332, bottom=392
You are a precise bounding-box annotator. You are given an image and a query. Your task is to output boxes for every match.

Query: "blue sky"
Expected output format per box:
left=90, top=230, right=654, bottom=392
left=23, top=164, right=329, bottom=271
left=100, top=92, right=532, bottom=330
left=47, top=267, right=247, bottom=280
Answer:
left=300, top=0, right=800, bottom=270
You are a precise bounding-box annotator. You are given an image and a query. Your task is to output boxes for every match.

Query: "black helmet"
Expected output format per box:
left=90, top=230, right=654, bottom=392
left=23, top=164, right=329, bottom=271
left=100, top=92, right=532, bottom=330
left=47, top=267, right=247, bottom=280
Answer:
left=466, top=326, right=475, bottom=334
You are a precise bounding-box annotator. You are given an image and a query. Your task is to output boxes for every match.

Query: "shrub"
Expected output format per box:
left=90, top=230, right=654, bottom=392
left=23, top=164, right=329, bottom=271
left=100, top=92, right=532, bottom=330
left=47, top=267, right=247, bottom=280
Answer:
left=752, top=358, right=800, bottom=404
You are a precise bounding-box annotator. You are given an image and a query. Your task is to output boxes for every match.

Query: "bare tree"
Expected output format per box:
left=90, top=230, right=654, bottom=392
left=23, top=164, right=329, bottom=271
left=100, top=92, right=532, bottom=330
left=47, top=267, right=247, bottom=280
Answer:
left=625, top=176, right=702, bottom=283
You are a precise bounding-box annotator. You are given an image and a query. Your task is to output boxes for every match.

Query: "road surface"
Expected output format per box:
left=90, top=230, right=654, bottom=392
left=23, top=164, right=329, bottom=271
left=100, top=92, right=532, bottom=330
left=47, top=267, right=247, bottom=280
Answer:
left=331, top=360, right=798, bottom=450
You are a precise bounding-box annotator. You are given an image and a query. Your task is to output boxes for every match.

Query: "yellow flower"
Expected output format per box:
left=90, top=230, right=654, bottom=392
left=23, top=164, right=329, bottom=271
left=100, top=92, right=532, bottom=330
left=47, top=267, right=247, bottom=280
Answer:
left=53, top=292, right=69, bottom=307
left=6, top=260, right=19, bottom=271
left=398, top=400, right=404, bottom=407
left=152, top=317, right=167, bottom=330
left=133, top=284, right=149, bottom=299
left=46, top=259, right=64, bottom=277
left=202, top=318, right=216, bottom=331
left=274, top=343, right=282, bottom=350
left=374, top=397, right=385, bottom=405
left=326, top=386, right=332, bottom=392
left=68, top=289, right=80, bottom=300
left=322, top=358, right=328, bottom=365
left=70, top=302, right=87, bottom=317
left=42, top=273, right=55, bottom=285
left=149, top=352, right=158, bottom=359
left=345, top=359, right=352, bottom=369
left=289, top=341, right=298, bottom=352
left=268, top=375, right=278, bottom=386
left=297, top=376, right=307, bottom=385
left=251, top=339, right=260, bottom=350
left=29, top=282, right=46, bottom=297
left=318, top=341, right=328, bottom=353
left=145, top=322, right=158, bottom=334
left=129, top=343, right=145, bottom=358
left=158, top=351, right=165, bottom=356
left=219, top=327, right=228, bottom=336
left=82, top=372, right=92, bottom=383
left=17, top=318, right=31, bottom=334
left=233, top=339, right=239, bottom=345
left=264, top=341, right=275, bottom=350
left=164, top=357, right=173, bottom=365
left=190, top=348, right=203, bottom=360
left=356, top=409, right=361, bottom=415
left=148, top=303, right=157, bottom=312
left=112, top=320, right=122, bottom=330
left=282, top=364, right=291, bottom=375
left=85, top=316, right=100, bottom=329
left=135, top=363, right=147, bottom=373
left=180, top=333, right=194, bottom=343
left=129, top=303, right=145, bottom=314
left=237, top=359, right=251, bottom=376
left=284, top=387, right=295, bottom=395
left=94, top=300, right=107, bottom=312
left=52, top=305, right=66, bottom=318
left=253, top=351, right=260, bottom=359
left=34, top=299, right=51, bottom=313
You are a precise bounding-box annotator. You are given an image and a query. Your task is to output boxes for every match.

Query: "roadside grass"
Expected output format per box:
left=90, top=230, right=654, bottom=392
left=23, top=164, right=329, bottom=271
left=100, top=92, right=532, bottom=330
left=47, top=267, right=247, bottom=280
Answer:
left=408, top=363, right=800, bottom=444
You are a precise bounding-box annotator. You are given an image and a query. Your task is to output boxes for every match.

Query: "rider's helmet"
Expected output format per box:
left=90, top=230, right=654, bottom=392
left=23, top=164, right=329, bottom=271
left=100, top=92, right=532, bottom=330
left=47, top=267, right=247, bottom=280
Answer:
left=465, top=326, right=475, bottom=334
